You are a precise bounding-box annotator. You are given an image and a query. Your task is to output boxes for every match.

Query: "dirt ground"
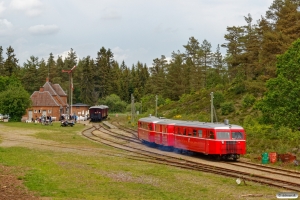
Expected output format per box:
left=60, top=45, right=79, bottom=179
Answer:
left=0, top=121, right=91, bottom=200
left=0, top=165, right=40, bottom=200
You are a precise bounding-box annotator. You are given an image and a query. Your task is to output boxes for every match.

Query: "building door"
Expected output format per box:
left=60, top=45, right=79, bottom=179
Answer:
left=42, top=110, right=46, bottom=116
left=28, top=111, right=32, bottom=121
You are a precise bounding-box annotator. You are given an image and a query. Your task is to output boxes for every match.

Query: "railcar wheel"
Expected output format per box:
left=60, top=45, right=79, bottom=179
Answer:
left=215, top=155, right=221, bottom=161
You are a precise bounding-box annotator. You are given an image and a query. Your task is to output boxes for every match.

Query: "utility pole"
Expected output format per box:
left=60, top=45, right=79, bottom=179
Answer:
left=62, top=65, right=76, bottom=118
left=210, top=92, right=214, bottom=123
left=155, top=95, right=158, bottom=117
left=131, top=94, right=135, bottom=124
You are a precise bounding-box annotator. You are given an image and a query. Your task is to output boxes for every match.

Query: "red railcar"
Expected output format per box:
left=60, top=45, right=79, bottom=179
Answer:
left=138, top=117, right=246, bottom=160
left=137, top=117, right=162, bottom=143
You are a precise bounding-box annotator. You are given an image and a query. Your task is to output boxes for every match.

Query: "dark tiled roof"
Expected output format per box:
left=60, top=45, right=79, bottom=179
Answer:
left=72, top=103, right=90, bottom=107
left=42, top=82, right=57, bottom=96
left=30, top=80, right=68, bottom=107
left=52, top=84, right=67, bottom=96
left=31, top=91, right=61, bottom=107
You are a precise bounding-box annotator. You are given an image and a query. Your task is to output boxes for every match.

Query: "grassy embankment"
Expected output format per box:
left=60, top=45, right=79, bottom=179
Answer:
left=0, top=119, right=281, bottom=199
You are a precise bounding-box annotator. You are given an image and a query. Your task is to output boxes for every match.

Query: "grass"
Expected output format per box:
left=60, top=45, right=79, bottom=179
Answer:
left=0, top=120, right=283, bottom=199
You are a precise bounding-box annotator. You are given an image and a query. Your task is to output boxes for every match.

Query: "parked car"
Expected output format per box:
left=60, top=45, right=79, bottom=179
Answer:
left=3, top=114, right=9, bottom=119
left=0, top=114, right=9, bottom=122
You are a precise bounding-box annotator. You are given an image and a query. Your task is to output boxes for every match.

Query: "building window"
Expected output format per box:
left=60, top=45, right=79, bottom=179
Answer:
left=34, top=110, right=37, bottom=113
left=38, top=110, right=41, bottom=113
left=48, top=110, right=52, bottom=114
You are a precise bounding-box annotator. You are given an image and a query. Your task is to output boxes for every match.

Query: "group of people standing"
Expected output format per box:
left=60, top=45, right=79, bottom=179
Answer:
left=33, top=115, right=52, bottom=124
left=60, top=114, right=78, bottom=123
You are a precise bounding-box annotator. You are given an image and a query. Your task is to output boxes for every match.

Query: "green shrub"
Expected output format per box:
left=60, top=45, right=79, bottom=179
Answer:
left=98, top=94, right=127, bottom=113
left=213, top=91, right=224, bottom=109
left=242, top=94, right=256, bottom=108
left=220, top=101, right=235, bottom=115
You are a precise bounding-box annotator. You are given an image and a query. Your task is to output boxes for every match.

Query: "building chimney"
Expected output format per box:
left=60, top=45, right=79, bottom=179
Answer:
left=46, top=77, right=49, bottom=82
left=39, top=87, right=44, bottom=92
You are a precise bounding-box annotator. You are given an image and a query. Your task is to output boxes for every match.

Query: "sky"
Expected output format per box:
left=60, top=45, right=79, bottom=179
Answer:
left=0, top=0, right=274, bottom=67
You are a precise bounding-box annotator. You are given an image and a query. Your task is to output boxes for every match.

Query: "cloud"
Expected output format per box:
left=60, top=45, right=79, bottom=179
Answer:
left=10, top=0, right=43, bottom=17
left=28, top=24, right=59, bottom=35
left=101, top=10, right=121, bottom=20
left=0, top=2, right=6, bottom=14
left=112, top=47, right=129, bottom=62
left=0, top=19, right=13, bottom=35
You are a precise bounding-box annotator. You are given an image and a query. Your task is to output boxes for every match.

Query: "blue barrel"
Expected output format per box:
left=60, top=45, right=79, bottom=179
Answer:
left=261, top=152, right=269, bottom=164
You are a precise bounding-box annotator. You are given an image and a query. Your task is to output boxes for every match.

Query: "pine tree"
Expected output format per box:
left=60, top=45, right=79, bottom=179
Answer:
left=37, top=59, right=48, bottom=85
left=200, top=39, right=213, bottom=87
left=147, top=55, right=167, bottom=97
left=95, top=47, right=114, bottom=99
left=78, top=56, right=94, bottom=105
left=165, top=51, right=186, bottom=100
left=183, top=37, right=202, bottom=92
left=222, top=26, right=244, bottom=79
left=260, top=0, right=300, bottom=79
left=241, top=14, right=261, bottom=80
left=3, top=46, right=19, bottom=77
left=111, top=61, right=122, bottom=98
left=54, top=56, right=65, bottom=86
left=119, top=61, right=131, bottom=103
left=0, top=46, right=4, bottom=75
left=21, top=56, right=40, bottom=93
left=47, top=53, right=57, bottom=82
left=210, top=45, right=228, bottom=88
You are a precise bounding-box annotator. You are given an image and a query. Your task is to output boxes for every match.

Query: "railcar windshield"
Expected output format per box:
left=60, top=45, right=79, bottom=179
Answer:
left=216, top=131, right=230, bottom=139
left=232, top=131, right=244, bottom=139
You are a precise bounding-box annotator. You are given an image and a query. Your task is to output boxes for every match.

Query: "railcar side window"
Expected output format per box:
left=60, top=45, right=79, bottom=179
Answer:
left=198, top=130, right=202, bottom=138
left=232, top=132, right=243, bottom=139
left=193, top=129, right=197, bottom=136
left=188, top=129, right=192, bottom=136
left=209, top=131, right=215, bottom=139
left=155, top=125, right=159, bottom=131
left=216, top=132, right=230, bottom=139
left=179, top=128, right=182, bottom=135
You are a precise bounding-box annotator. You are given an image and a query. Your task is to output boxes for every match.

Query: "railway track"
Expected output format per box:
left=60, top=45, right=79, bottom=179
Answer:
left=87, top=121, right=300, bottom=192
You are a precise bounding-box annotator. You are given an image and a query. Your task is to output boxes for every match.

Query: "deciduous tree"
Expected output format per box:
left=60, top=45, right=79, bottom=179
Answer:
left=257, top=38, right=300, bottom=130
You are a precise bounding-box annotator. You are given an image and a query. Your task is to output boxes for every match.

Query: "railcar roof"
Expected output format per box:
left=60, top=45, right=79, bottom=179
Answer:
left=174, top=121, right=244, bottom=129
left=138, top=117, right=243, bottom=129
left=138, top=117, right=165, bottom=123
left=89, top=105, right=109, bottom=109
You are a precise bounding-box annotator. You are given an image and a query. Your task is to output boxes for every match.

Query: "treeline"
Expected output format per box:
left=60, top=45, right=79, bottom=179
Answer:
left=0, top=0, right=299, bottom=123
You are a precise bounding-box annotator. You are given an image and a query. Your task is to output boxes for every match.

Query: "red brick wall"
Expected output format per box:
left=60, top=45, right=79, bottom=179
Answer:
left=71, top=106, right=90, bottom=116
left=24, top=106, right=62, bottom=121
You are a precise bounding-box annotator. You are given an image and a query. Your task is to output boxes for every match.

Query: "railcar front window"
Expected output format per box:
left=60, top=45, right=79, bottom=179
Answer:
left=232, top=132, right=243, bottom=139
left=217, top=132, right=230, bottom=139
